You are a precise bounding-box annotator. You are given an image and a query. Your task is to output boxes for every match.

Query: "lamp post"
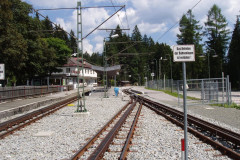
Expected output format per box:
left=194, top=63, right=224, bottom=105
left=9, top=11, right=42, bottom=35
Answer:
left=199, top=49, right=218, bottom=79
left=163, top=54, right=173, bottom=92
left=159, top=57, right=162, bottom=80
left=103, top=34, right=119, bottom=98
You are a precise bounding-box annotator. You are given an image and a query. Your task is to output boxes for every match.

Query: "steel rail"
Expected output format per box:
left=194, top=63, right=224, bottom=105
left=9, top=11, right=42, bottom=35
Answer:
left=119, top=101, right=143, bottom=160
left=126, top=89, right=240, bottom=143
left=87, top=100, right=138, bottom=160
left=124, top=89, right=240, bottom=159
left=70, top=101, right=131, bottom=160
left=0, top=96, right=77, bottom=139
left=142, top=96, right=240, bottom=145
left=143, top=102, right=240, bottom=160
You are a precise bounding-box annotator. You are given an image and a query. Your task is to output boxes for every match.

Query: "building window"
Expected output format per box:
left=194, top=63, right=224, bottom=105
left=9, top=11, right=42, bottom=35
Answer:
left=66, top=68, right=70, bottom=73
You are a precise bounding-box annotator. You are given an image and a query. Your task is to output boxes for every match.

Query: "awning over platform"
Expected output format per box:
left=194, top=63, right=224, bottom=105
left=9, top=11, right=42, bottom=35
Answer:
left=92, top=65, right=121, bottom=77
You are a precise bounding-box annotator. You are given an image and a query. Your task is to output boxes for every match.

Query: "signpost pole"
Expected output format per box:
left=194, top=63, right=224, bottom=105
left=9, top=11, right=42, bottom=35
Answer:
left=182, top=62, right=188, bottom=160
left=173, top=45, right=195, bottom=160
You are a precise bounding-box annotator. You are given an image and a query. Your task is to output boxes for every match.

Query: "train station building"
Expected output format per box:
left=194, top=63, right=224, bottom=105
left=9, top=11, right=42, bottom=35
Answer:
left=51, top=57, right=121, bottom=89
left=51, top=57, right=97, bottom=89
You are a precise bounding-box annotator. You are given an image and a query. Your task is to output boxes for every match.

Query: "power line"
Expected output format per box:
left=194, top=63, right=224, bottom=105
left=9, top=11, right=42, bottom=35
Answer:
left=124, top=6, right=130, bottom=35
left=82, top=6, right=125, bottom=40
left=110, top=0, right=124, bottom=28
left=36, top=8, right=77, bottom=11
left=34, top=5, right=126, bottom=40
left=156, top=0, right=203, bottom=42
left=32, top=8, right=77, bottom=39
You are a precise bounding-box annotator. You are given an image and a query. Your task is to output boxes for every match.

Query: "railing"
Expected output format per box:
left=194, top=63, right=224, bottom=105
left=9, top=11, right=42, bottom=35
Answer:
left=146, top=77, right=232, bottom=106
left=0, top=85, right=73, bottom=102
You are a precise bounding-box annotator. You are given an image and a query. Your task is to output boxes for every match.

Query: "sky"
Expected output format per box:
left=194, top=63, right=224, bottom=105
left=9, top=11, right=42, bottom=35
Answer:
left=23, top=0, right=240, bottom=55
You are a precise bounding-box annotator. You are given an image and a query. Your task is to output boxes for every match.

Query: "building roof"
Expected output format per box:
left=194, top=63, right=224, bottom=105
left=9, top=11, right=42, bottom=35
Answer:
left=92, top=65, right=121, bottom=77
left=63, top=57, right=121, bottom=76
left=63, top=57, right=92, bottom=69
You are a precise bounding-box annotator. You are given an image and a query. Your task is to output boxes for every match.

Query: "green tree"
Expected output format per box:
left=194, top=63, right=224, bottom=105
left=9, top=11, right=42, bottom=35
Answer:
left=177, top=10, right=204, bottom=79
left=0, top=0, right=28, bottom=85
left=69, top=30, right=77, bottom=53
left=42, top=16, right=54, bottom=38
left=228, top=16, right=240, bottom=89
left=205, top=4, right=230, bottom=78
left=44, top=37, right=72, bottom=75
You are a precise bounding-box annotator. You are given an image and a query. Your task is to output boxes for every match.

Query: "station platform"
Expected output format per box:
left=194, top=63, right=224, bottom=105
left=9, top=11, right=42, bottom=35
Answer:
left=129, top=86, right=240, bottom=130
left=0, top=88, right=81, bottom=120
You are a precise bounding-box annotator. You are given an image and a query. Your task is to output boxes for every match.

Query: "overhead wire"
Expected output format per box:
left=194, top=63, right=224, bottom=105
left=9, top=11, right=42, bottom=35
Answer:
left=110, top=0, right=124, bottom=29
left=156, top=0, right=203, bottom=42
left=32, top=8, right=77, bottom=39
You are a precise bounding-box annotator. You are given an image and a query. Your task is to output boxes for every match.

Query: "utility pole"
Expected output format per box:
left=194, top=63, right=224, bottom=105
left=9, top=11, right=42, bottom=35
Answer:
left=76, top=1, right=87, bottom=112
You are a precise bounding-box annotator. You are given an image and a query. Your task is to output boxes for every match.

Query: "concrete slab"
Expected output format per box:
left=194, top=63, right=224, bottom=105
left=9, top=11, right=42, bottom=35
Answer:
left=73, top=112, right=90, bottom=116
left=33, top=131, right=54, bottom=137
left=205, top=107, right=214, bottom=110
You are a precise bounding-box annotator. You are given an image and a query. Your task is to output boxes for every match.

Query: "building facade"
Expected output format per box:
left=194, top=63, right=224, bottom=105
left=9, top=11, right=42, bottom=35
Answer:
left=51, top=57, right=97, bottom=89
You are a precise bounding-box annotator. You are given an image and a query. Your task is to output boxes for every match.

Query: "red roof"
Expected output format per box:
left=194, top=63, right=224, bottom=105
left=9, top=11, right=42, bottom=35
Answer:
left=63, top=57, right=92, bottom=69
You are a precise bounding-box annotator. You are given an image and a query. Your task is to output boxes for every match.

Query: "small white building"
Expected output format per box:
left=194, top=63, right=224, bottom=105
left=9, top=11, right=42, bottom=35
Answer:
left=51, top=57, right=97, bottom=89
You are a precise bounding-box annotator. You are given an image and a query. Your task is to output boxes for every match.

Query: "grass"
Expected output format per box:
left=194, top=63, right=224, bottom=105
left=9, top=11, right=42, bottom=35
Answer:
left=211, top=103, right=240, bottom=109
left=145, top=87, right=199, bottom=100
left=145, top=87, right=240, bottom=110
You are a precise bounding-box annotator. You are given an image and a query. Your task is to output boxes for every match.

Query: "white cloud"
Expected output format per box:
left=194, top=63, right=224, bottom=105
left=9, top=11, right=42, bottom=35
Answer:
left=83, top=39, right=93, bottom=54
left=93, top=35, right=104, bottom=43
left=25, top=0, right=78, bottom=8
left=171, top=26, right=180, bottom=36
left=94, top=43, right=103, bottom=53
left=55, top=18, right=73, bottom=32
left=138, top=22, right=167, bottom=35
left=24, top=0, right=240, bottom=51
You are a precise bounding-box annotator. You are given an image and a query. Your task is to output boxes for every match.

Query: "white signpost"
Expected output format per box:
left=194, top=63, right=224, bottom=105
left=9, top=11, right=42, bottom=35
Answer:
left=0, top=64, right=5, bottom=80
left=173, top=45, right=195, bottom=160
left=173, top=45, right=195, bottom=62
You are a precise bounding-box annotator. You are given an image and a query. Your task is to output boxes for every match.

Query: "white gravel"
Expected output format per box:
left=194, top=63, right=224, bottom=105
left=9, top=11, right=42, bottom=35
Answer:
left=128, top=106, right=231, bottom=160
left=0, top=88, right=237, bottom=159
left=0, top=90, right=127, bottom=160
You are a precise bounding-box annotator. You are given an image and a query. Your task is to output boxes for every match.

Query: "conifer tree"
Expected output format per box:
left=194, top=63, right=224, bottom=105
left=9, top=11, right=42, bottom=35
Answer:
left=205, top=4, right=230, bottom=78
left=177, top=10, right=204, bottom=79
left=228, top=16, right=240, bottom=89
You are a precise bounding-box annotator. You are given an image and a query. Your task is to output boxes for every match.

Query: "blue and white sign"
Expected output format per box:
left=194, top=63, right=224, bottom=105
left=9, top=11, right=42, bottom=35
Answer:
left=0, top=64, right=5, bottom=80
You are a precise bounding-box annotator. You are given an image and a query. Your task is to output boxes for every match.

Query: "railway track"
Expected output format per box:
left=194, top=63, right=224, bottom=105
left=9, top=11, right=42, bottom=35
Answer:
left=0, top=95, right=78, bottom=139
left=70, top=97, right=143, bottom=160
left=124, top=89, right=240, bottom=160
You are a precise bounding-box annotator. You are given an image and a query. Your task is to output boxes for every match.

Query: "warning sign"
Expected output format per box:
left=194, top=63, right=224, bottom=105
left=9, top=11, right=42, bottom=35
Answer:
left=173, top=45, right=195, bottom=62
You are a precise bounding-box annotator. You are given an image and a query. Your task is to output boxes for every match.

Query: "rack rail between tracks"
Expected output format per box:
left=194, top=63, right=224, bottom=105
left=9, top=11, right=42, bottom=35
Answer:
left=124, top=89, right=240, bottom=160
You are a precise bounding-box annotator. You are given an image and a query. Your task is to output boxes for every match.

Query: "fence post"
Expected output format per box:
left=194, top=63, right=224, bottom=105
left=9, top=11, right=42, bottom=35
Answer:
left=227, top=75, right=230, bottom=105
left=177, top=81, right=180, bottom=106
left=163, top=74, right=165, bottom=90
left=12, top=86, right=13, bottom=99
left=201, top=80, right=204, bottom=104
left=230, top=82, right=232, bottom=104
left=222, top=72, right=224, bottom=103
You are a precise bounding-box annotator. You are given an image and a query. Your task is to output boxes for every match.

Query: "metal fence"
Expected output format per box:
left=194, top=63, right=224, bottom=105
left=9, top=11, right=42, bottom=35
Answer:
left=146, top=76, right=232, bottom=106
left=146, top=79, right=178, bottom=91
left=0, top=85, right=72, bottom=102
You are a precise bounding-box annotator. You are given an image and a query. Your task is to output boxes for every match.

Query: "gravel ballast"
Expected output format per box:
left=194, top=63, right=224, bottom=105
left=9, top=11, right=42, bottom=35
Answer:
left=0, top=91, right=127, bottom=159
left=0, top=87, right=238, bottom=159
